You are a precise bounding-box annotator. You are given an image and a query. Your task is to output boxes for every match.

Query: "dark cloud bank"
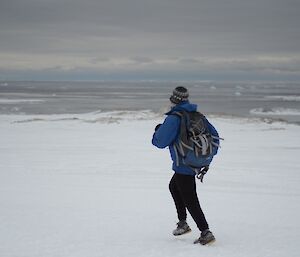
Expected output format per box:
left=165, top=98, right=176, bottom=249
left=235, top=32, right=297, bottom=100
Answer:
left=0, top=0, right=299, bottom=80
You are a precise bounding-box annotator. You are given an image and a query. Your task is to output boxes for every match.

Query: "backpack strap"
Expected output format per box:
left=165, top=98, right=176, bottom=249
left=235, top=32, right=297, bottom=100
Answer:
left=171, top=111, right=192, bottom=157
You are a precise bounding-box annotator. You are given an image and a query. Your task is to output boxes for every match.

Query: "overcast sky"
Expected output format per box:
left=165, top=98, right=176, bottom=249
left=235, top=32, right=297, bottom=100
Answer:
left=0, top=0, right=300, bottom=80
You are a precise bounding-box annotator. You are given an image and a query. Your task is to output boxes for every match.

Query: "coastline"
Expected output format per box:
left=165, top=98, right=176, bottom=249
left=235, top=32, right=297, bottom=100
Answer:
left=0, top=109, right=299, bottom=126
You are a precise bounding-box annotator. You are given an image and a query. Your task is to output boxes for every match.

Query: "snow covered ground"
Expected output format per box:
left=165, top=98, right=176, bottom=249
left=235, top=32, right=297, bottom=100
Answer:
left=0, top=111, right=299, bottom=257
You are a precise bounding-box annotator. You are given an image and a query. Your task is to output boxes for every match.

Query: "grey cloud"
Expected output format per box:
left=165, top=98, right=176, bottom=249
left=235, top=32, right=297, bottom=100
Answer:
left=0, top=0, right=300, bottom=80
left=1, top=0, right=299, bottom=49
left=208, top=57, right=300, bottom=74
left=89, top=57, right=111, bottom=64
left=178, top=58, right=200, bottom=64
left=1, top=58, right=300, bottom=81
left=130, top=57, right=153, bottom=64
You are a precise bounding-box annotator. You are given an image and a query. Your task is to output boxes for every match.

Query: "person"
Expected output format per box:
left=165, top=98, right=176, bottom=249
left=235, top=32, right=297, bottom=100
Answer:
left=152, top=86, right=218, bottom=245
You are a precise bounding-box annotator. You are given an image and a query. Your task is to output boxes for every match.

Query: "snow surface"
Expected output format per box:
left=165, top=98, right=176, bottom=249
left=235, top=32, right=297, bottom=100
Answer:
left=0, top=111, right=300, bottom=257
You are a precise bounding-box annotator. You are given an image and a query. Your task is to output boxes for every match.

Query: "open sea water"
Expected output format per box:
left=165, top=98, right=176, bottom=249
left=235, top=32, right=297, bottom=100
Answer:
left=0, top=81, right=300, bottom=124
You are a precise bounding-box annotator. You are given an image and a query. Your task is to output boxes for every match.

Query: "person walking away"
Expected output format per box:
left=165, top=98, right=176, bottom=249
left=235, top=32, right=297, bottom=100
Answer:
left=152, top=86, right=221, bottom=245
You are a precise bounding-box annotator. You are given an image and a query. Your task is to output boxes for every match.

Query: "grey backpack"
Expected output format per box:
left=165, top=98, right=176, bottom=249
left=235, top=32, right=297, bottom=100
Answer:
left=172, top=111, right=222, bottom=179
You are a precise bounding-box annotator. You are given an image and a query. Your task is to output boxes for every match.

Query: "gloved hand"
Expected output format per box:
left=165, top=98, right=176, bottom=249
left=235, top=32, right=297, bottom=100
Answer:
left=155, top=124, right=162, bottom=131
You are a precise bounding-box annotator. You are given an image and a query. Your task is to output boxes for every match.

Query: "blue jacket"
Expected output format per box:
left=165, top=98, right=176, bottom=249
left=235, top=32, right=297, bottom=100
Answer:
left=152, top=101, right=219, bottom=176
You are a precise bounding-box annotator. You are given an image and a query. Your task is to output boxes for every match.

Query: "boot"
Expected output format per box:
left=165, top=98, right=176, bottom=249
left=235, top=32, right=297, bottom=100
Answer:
left=193, top=229, right=215, bottom=245
left=172, top=220, right=191, bottom=236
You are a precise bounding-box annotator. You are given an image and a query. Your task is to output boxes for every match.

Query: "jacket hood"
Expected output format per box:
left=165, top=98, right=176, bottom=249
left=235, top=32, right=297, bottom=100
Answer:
left=166, top=101, right=197, bottom=115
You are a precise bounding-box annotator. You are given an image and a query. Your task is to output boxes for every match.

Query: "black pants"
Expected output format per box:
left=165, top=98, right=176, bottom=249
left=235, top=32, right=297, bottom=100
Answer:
left=169, top=173, right=209, bottom=232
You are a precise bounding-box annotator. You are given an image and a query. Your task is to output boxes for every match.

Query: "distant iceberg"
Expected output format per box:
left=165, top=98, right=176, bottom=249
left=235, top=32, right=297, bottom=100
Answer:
left=0, top=99, right=45, bottom=104
left=250, top=107, right=300, bottom=116
left=264, top=95, right=300, bottom=101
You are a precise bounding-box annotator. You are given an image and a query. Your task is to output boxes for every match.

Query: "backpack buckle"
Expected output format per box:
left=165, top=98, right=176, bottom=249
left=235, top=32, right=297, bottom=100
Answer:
left=195, top=166, right=209, bottom=183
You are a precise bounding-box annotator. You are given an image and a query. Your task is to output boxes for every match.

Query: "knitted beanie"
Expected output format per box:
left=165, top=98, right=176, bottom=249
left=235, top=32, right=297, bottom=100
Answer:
left=169, top=86, right=189, bottom=104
